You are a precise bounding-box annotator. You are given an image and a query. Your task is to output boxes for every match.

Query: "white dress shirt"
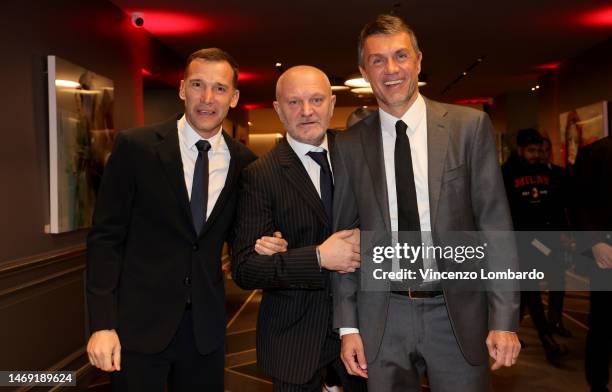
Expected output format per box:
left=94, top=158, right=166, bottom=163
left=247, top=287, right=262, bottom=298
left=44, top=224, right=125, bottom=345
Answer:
left=177, top=115, right=230, bottom=220
left=340, top=94, right=435, bottom=337
left=286, top=132, right=333, bottom=196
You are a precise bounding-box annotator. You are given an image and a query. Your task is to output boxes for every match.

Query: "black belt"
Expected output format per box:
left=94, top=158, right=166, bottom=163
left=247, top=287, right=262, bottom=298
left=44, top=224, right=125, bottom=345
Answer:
left=391, top=282, right=443, bottom=299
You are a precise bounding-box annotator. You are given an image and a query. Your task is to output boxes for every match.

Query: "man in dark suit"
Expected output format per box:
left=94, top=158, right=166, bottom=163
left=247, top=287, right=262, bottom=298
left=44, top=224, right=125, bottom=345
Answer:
left=232, top=66, right=366, bottom=392
left=540, top=136, right=573, bottom=338
left=573, top=136, right=612, bottom=392
left=333, top=15, right=521, bottom=391
left=86, top=48, right=256, bottom=391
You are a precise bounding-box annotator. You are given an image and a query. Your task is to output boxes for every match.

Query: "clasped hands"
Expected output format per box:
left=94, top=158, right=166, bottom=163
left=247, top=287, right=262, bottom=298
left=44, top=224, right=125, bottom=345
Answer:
left=255, top=229, right=361, bottom=273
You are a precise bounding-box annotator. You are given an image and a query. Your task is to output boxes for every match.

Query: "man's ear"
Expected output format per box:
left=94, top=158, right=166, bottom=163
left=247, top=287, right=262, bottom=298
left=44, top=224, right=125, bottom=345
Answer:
left=179, top=80, right=186, bottom=101
left=230, top=89, right=240, bottom=108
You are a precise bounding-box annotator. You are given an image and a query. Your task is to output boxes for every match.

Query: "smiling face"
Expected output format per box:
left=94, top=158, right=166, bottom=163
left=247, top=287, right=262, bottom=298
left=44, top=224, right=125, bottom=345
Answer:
left=179, top=58, right=239, bottom=138
left=273, top=66, right=336, bottom=146
left=359, top=32, right=422, bottom=118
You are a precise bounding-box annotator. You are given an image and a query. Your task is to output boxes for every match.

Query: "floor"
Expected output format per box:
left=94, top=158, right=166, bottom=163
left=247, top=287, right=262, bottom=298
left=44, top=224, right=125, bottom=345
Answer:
left=87, top=273, right=608, bottom=391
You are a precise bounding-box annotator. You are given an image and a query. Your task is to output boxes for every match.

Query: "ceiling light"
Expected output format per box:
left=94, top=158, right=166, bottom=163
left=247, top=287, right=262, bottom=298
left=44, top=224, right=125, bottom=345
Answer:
left=331, top=85, right=349, bottom=91
left=351, top=87, right=373, bottom=94
left=418, top=81, right=427, bottom=87
left=345, top=78, right=370, bottom=88
left=55, top=80, right=80, bottom=88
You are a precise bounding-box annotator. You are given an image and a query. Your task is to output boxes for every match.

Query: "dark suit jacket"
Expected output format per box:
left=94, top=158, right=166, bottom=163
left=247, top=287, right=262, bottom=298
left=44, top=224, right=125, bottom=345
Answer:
left=232, top=134, right=335, bottom=384
left=86, top=114, right=256, bottom=355
left=572, top=136, right=612, bottom=281
left=332, top=99, right=519, bottom=366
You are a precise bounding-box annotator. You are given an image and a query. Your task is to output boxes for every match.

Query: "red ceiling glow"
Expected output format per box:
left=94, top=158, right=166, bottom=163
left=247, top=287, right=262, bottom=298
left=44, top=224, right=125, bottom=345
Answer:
left=141, top=68, right=153, bottom=76
left=455, top=98, right=492, bottom=105
left=131, top=11, right=209, bottom=35
left=238, top=71, right=259, bottom=82
left=534, top=62, right=561, bottom=70
left=242, top=103, right=267, bottom=110
left=580, top=6, right=612, bottom=27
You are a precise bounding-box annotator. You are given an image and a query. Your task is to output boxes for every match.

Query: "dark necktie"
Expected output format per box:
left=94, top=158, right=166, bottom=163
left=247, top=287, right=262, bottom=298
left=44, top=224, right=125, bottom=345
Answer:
left=307, top=150, right=333, bottom=224
left=191, top=140, right=211, bottom=235
left=395, top=120, right=423, bottom=284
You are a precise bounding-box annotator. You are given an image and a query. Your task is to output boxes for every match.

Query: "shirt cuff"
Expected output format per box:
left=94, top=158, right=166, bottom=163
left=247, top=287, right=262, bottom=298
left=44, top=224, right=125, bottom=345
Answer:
left=339, top=327, right=360, bottom=337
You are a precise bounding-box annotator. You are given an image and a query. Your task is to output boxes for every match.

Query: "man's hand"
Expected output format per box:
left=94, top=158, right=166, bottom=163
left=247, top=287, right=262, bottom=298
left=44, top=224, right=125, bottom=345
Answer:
left=254, top=231, right=288, bottom=256
left=319, top=229, right=361, bottom=273
left=87, top=329, right=121, bottom=372
left=341, top=333, right=368, bottom=378
left=593, top=242, right=612, bottom=269
left=486, top=330, right=521, bottom=370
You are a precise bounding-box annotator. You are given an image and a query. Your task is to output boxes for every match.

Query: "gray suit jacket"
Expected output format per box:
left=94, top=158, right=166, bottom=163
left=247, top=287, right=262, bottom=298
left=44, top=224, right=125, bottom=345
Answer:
left=331, top=98, right=519, bottom=365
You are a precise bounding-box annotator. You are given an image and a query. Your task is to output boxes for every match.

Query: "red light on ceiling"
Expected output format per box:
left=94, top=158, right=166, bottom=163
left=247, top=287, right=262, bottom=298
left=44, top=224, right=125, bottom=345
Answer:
left=130, top=11, right=209, bottom=35
left=238, top=71, right=259, bottom=82
left=141, top=68, right=153, bottom=76
left=580, top=6, right=612, bottom=27
left=534, top=62, right=561, bottom=70
left=455, top=98, right=492, bottom=105
left=242, top=103, right=267, bottom=110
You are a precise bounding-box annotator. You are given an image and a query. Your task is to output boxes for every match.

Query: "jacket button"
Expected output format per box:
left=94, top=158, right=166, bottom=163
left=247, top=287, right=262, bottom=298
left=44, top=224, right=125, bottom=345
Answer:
left=184, top=276, right=192, bottom=286
left=192, top=244, right=199, bottom=251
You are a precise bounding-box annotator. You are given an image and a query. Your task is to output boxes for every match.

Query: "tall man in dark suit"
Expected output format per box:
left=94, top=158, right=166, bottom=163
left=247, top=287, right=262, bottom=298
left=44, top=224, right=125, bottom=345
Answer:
left=232, top=66, right=366, bottom=392
left=333, top=15, right=521, bottom=391
left=86, top=48, right=256, bottom=391
left=573, top=136, right=612, bottom=392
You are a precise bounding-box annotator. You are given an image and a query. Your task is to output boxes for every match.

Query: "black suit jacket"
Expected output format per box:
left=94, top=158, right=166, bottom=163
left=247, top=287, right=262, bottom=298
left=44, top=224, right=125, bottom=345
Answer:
left=232, top=133, right=335, bottom=383
left=86, top=114, right=256, bottom=354
left=572, top=136, right=612, bottom=280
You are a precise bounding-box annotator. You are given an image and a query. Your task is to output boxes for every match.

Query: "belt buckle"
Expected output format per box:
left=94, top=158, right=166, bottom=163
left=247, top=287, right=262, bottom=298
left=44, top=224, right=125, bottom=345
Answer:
left=408, top=288, right=416, bottom=299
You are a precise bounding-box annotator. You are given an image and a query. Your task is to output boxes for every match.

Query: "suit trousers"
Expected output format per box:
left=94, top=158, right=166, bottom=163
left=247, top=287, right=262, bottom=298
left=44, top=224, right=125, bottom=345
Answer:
left=111, top=309, right=224, bottom=392
left=273, top=334, right=367, bottom=392
left=367, top=294, right=490, bottom=392
left=586, top=271, right=612, bottom=391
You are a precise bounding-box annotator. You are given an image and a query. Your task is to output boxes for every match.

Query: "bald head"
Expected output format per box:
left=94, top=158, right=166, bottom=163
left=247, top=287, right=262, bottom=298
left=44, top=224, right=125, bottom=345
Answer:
left=273, top=65, right=336, bottom=146
left=275, top=66, right=332, bottom=100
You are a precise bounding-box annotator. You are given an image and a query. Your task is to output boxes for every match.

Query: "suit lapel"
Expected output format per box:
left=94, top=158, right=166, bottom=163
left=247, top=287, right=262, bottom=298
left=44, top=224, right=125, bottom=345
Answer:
left=154, top=117, right=194, bottom=237
left=425, top=99, right=449, bottom=232
left=198, top=130, right=241, bottom=238
left=278, top=139, right=329, bottom=228
left=360, top=113, right=392, bottom=232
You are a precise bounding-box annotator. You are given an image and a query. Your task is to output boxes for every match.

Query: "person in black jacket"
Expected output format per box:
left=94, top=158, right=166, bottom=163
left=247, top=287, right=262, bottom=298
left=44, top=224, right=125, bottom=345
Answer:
left=232, top=65, right=366, bottom=392
left=540, top=137, right=573, bottom=337
left=502, top=129, right=568, bottom=365
left=86, top=48, right=256, bottom=391
left=573, top=136, right=612, bottom=392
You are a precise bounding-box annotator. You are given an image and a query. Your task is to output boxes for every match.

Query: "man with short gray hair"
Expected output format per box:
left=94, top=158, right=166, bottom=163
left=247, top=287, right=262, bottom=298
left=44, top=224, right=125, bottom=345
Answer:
left=333, top=14, right=521, bottom=391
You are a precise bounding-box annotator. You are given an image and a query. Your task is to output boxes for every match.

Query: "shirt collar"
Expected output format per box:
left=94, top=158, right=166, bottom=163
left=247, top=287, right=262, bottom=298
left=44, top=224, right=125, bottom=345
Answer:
left=379, top=93, right=426, bottom=137
left=286, top=132, right=329, bottom=157
left=178, top=115, right=226, bottom=152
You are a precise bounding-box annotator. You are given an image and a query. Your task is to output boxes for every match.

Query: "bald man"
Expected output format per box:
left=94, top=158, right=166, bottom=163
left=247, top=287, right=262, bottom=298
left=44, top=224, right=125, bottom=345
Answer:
left=232, top=66, right=366, bottom=391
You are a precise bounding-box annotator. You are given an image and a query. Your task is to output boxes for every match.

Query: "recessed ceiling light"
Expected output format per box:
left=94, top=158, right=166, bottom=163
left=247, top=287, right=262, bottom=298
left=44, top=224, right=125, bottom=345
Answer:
left=351, top=87, right=373, bottom=94
left=55, top=80, right=80, bottom=88
left=345, top=78, right=370, bottom=88
left=331, top=85, right=350, bottom=91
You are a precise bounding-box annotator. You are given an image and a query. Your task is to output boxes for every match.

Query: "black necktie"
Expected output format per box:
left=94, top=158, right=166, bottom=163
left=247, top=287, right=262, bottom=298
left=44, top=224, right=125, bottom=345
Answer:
left=191, top=140, right=211, bottom=235
left=395, top=120, right=423, bottom=284
left=307, top=150, right=333, bottom=224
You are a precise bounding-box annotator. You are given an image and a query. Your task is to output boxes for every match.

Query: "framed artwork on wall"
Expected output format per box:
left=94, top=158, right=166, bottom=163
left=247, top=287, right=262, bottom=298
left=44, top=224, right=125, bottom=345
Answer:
left=47, top=55, right=115, bottom=233
left=559, top=100, right=609, bottom=170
